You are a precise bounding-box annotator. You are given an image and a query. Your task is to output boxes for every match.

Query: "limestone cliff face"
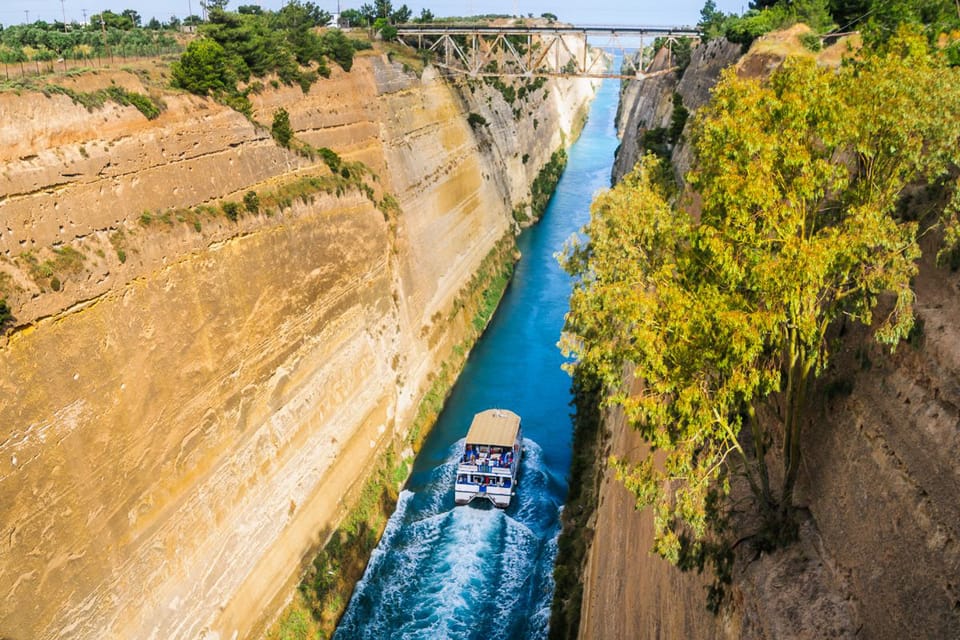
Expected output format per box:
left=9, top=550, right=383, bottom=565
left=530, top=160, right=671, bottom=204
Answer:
left=611, top=38, right=741, bottom=184
left=0, top=51, right=596, bottom=639
left=579, top=31, right=960, bottom=640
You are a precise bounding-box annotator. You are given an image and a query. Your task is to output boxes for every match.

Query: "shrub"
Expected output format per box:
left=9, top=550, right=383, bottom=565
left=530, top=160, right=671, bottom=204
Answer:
left=318, top=147, right=341, bottom=171
left=243, top=190, right=260, bottom=214
left=0, top=299, right=13, bottom=327
left=467, top=112, right=487, bottom=128
left=320, top=29, right=355, bottom=71
left=668, top=93, right=689, bottom=144
left=272, top=107, right=294, bottom=147
left=800, top=32, right=822, bottom=51
left=171, top=38, right=235, bottom=95
left=222, top=201, right=241, bottom=221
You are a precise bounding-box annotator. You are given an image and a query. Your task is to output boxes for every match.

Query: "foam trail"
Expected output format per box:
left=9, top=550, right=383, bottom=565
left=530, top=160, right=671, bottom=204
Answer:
left=334, top=440, right=563, bottom=640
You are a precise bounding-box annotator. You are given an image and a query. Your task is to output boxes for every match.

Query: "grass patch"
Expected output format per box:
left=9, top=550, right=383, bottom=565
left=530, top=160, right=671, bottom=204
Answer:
left=19, top=246, right=86, bottom=288
left=287, top=443, right=406, bottom=636
left=41, top=83, right=164, bottom=119
left=269, top=232, right=518, bottom=638
left=530, top=148, right=567, bottom=219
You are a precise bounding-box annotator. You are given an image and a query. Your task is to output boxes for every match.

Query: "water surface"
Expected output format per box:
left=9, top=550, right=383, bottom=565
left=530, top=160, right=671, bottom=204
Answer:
left=335, top=74, right=620, bottom=639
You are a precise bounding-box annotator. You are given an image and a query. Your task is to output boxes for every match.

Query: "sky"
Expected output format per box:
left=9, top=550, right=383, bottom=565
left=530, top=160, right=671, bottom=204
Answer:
left=0, top=0, right=748, bottom=29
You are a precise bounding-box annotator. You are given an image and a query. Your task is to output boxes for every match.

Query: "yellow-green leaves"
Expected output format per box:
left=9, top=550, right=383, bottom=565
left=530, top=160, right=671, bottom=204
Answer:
left=563, top=31, right=960, bottom=566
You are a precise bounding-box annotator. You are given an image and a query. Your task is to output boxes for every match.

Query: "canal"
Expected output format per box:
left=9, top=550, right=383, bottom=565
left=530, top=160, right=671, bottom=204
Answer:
left=334, top=73, right=620, bottom=639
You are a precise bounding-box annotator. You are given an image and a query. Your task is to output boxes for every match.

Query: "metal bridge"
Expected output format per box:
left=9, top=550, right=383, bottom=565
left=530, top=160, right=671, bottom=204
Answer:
left=395, top=24, right=701, bottom=79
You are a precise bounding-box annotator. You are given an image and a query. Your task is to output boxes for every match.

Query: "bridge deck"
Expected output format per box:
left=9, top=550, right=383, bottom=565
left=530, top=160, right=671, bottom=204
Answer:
left=397, top=24, right=701, bottom=37
left=395, top=23, right=701, bottom=80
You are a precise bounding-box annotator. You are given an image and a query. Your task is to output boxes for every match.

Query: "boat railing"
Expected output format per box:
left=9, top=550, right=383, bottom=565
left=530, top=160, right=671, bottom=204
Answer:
left=458, top=452, right=515, bottom=468
left=456, top=474, right=513, bottom=489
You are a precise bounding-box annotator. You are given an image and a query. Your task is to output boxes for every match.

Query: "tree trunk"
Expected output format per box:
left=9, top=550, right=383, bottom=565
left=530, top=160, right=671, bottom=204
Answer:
left=781, top=357, right=810, bottom=516
left=748, top=403, right=773, bottom=510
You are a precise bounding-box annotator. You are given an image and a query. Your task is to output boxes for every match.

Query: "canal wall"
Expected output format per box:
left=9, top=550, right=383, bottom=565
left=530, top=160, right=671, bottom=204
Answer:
left=0, top=46, right=597, bottom=639
left=576, top=27, right=960, bottom=640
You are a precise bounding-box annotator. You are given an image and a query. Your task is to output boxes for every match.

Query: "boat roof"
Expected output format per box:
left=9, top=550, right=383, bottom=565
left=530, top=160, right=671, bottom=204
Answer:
left=465, top=409, right=521, bottom=447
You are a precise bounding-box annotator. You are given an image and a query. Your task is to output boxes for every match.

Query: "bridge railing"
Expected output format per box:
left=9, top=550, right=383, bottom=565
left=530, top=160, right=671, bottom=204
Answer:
left=395, top=24, right=701, bottom=79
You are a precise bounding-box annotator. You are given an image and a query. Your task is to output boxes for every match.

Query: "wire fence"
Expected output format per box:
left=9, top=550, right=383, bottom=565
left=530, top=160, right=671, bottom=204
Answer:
left=0, top=45, right=183, bottom=80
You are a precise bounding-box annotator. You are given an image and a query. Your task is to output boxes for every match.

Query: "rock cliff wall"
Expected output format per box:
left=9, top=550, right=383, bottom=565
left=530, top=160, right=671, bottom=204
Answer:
left=0, top=48, right=597, bottom=639
left=578, top=30, right=960, bottom=640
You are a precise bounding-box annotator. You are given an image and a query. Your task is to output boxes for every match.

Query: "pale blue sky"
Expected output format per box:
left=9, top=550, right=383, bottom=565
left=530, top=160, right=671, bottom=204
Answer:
left=1, top=0, right=747, bottom=29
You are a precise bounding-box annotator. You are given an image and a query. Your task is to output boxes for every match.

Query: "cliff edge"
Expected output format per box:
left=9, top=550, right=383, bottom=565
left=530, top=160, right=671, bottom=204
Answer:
left=0, top=46, right=597, bottom=639
left=576, top=28, right=960, bottom=639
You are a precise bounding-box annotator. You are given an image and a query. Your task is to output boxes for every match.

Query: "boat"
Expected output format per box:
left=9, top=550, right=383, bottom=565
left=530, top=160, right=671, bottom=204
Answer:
left=454, top=409, right=523, bottom=508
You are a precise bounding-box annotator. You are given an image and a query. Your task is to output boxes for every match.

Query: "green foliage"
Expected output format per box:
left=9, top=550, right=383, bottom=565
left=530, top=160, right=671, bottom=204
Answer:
left=243, top=190, right=260, bottom=213
left=530, top=148, right=567, bottom=218
left=668, top=92, right=689, bottom=143
left=296, top=443, right=403, bottom=633
left=800, top=31, right=823, bottom=51
left=484, top=76, right=517, bottom=104
left=271, top=107, right=294, bottom=147
left=562, top=33, right=960, bottom=570
left=222, top=201, right=241, bottom=221
left=39, top=84, right=163, bottom=120
left=0, top=17, right=181, bottom=63
left=549, top=369, right=603, bottom=640
left=170, top=6, right=357, bottom=112
left=171, top=38, right=235, bottom=95
left=0, top=298, right=13, bottom=328
left=699, top=0, right=833, bottom=46
left=467, top=112, right=488, bottom=128
left=320, top=29, right=355, bottom=71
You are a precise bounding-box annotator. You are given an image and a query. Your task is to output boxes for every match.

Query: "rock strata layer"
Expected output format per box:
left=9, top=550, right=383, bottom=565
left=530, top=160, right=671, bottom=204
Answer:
left=0, top=50, right=597, bottom=639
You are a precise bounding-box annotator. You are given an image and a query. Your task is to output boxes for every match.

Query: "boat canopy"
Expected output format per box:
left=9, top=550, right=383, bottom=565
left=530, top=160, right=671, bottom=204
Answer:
left=465, top=409, right=521, bottom=448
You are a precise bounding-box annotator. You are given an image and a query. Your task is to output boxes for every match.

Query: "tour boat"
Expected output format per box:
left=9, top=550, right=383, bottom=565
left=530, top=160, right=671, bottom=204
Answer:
left=454, top=409, right=523, bottom=508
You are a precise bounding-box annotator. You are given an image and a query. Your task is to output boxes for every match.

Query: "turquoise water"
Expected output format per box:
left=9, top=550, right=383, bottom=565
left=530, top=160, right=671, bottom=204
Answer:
left=334, top=75, right=620, bottom=640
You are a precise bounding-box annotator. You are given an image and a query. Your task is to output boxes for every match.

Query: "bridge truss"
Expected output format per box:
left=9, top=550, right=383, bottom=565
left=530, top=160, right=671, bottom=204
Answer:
left=395, top=25, right=701, bottom=79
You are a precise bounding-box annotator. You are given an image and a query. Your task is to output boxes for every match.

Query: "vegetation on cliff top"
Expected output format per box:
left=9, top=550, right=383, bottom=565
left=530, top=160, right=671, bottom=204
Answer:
left=561, top=25, right=960, bottom=604
left=170, top=3, right=365, bottom=112
left=0, top=12, right=181, bottom=68
left=699, top=0, right=960, bottom=51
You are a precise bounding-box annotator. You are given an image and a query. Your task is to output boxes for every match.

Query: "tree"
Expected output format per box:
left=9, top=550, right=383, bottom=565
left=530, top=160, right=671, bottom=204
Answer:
left=562, top=27, right=960, bottom=566
left=121, top=9, right=142, bottom=28
left=358, top=4, right=377, bottom=25
left=415, top=8, right=434, bottom=23
left=374, top=17, right=397, bottom=40
left=541, top=12, right=558, bottom=21
left=170, top=37, right=235, bottom=95
left=391, top=4, right=412, bottom=24
left=237, top=4, right=263, bottom=14
left=374, top=0, right=393, bottom=19
left=698, top=0, right=726, bottom=40
left=340, top=9, right=364, bottom=26
left=271, top=107, right=293, bottom=147
left=319, top=28, right=355, bottom=71
left=203, top=0, right=231, bottom=13
left=92, top=10, right=134, bottom=30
